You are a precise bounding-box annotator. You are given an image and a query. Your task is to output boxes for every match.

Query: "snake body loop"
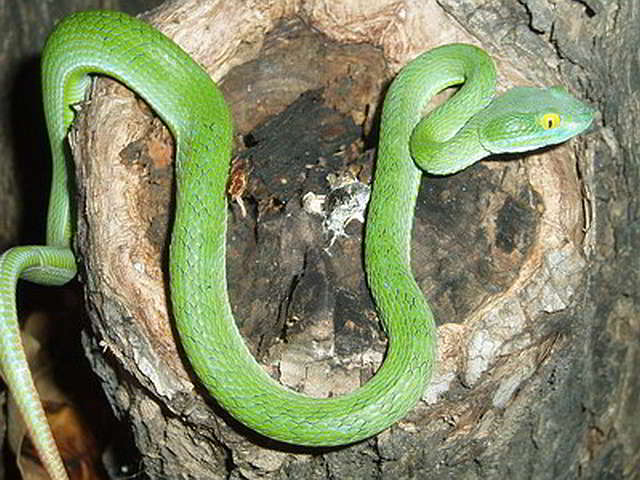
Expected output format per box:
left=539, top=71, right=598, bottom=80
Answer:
left=0, top=11, right=594, bottom=480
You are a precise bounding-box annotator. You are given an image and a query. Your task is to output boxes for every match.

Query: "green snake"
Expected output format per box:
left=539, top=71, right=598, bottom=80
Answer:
left=0, top=10, right=594, bottom=480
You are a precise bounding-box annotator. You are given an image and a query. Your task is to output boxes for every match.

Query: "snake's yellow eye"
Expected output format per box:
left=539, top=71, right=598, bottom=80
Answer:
left=540, top=113, right=561, bottom=130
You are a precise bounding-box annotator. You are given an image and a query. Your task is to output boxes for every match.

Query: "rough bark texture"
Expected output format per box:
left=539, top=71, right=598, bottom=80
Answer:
left=2, top=0, right=637, bottom=478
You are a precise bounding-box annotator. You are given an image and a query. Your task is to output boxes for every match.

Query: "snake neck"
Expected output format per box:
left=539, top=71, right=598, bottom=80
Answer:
left=409, top=114, right=490, bottom=175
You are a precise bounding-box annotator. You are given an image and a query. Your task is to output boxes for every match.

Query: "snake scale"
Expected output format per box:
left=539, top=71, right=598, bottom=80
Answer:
left=0, top=10, right=594, bottom=480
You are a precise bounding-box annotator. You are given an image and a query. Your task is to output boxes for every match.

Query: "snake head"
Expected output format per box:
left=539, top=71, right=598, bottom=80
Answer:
left=478, top=86, right=595, bottom=154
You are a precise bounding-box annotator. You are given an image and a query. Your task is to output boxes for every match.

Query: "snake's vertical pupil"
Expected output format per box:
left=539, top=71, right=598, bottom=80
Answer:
left=541, top=113, right=560, bottom=130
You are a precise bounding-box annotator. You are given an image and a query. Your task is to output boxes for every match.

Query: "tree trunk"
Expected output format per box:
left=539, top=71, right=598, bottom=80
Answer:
left=0, top=1, right=163, bottom=477
left=11, top=0, right=640, bottom=478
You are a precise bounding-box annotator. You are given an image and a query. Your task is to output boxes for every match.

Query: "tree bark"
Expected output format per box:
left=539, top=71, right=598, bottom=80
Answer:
left=39, top=0, right=640, bottom=478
